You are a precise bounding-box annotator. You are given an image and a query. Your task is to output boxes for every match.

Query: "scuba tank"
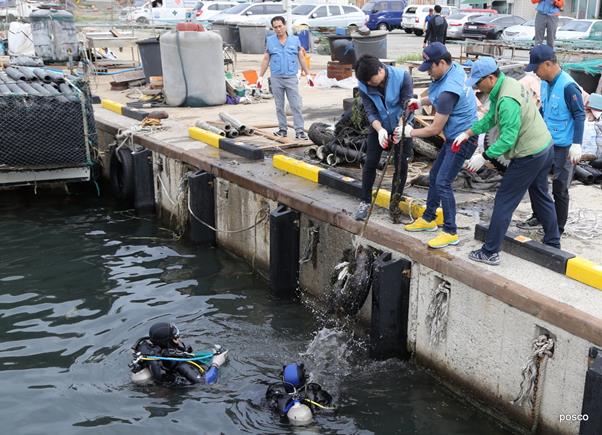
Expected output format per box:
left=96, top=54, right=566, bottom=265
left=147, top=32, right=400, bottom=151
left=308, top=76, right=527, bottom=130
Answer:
left=131, top=367, right=153, bottom=385
left=287, top=401, right=313, bottom=425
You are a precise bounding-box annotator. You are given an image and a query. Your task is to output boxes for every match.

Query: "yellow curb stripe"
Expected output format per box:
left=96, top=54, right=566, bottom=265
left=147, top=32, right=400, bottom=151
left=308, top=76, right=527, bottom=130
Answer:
left=566, top=257, right=602, bottom=290
left=273, top=154, right=321, bottom=183
left=272, top=154, right=443, bottom=224
left=101, top=99, right=124, bottom=115
left=188, top=127, right=221, bottom=149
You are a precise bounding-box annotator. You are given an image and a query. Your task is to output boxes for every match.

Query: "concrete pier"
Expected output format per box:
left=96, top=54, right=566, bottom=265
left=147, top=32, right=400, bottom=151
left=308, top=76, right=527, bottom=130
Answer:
left=95, top=103, right=602, bottom=434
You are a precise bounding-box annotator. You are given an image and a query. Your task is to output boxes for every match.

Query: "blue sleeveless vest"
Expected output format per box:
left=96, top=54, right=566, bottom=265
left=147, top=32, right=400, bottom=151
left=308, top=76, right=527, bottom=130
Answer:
left=541, top=71, right=576, bottom=147
left=358, top=65, right=407, bottom=133
left=428, top=62, right=477, bottom=141
left=267, top=34, right=300, bottom=77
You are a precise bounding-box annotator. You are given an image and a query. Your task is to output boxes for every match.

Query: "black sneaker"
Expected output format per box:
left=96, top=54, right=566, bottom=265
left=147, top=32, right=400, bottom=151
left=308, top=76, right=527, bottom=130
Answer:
left=468, top=249, right=501, bottom=266
left=274, top=129, right=287, bottom=137
left=516, top=215, right=540, bottom=229
left=295, top=131, right=308, bottom=140
left=354, top=201, right=370, bottom=221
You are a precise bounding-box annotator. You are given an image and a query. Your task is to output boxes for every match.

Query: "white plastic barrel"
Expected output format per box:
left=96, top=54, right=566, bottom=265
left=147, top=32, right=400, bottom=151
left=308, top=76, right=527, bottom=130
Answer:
left=160, top=30, right=226, bottom=107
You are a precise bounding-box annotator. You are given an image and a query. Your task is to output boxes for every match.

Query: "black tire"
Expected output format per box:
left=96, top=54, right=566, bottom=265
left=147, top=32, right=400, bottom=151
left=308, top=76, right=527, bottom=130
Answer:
left=404, top=28, right=413, bottom=34
left=348, top=24, right=358, bottom=33
left=377, top=23, right=389, bottom=31
left=136, top=17, right=149, bottom=25
left=110, top=147, right=135, bottom=204
left=308, top=122, right=335, bottom=146
left=414, top=29, right=423, bottom=36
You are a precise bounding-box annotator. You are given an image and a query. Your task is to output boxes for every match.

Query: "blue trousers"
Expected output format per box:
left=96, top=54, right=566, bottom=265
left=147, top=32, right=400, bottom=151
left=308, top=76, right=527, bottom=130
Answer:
left=423, top=138, right=477, bottom=234
left=483, top=145, right=561, bottom=254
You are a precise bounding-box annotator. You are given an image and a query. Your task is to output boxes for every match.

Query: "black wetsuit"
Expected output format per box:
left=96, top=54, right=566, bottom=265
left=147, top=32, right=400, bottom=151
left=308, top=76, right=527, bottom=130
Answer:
left=266, top=382, right=333, bottom=416
left=132, top=337, right=204, bottom=385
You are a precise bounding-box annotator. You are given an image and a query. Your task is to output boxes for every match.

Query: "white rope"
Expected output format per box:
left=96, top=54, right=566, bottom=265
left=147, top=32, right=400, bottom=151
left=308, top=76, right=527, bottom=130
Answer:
left=187, top=188, right=269, bottom=234
left=512, top=334, right=554, bottom=433
left=425, top=280, right=450, bottom=346
left=299, top=226, right=319, bottom=265
left=157, top=173, right=177, bottom=207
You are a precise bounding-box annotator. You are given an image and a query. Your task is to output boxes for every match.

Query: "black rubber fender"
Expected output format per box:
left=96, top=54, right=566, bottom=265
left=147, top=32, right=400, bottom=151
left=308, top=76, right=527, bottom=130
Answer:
left=110, top=146, right=135, bottom=203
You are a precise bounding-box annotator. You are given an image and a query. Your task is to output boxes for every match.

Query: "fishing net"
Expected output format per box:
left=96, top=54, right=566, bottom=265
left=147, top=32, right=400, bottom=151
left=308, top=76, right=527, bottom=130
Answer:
left=0, top=76, right=97, bottom=171
left=562, top=59, right=602, bottom=75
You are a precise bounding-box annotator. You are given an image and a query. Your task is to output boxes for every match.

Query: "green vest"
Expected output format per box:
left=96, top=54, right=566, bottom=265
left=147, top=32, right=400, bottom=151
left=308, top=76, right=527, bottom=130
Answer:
left=495, top=76, right=551, bottom=159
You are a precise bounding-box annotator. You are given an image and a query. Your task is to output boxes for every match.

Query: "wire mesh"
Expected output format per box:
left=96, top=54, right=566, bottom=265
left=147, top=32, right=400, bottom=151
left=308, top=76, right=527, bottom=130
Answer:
left=0, top=76, right=97, bottom=171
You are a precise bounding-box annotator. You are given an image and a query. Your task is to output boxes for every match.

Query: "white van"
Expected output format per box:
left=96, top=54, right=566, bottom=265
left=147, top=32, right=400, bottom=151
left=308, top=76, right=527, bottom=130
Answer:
left=122, top=0, right=198, bottom=25
left=401, top=4, right=458, bottom=36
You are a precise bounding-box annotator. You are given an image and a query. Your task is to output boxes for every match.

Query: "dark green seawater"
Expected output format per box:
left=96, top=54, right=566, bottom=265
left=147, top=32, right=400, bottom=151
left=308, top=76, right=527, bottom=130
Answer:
left=0, top=193, right=515, bottom=434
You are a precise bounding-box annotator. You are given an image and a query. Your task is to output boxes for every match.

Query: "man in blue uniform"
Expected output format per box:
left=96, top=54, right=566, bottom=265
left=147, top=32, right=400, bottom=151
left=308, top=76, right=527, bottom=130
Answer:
left=354, top=55, right=414, bottom=222
left=518, top=45, right=584, bottom=235
left=258, top=16, right=313, bottom=140
left=403, top=43, right=478, bottom=249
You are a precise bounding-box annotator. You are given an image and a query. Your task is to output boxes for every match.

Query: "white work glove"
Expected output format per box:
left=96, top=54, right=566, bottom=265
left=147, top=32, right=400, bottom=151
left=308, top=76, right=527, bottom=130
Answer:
left=256, top=76, right=264, bottom=89
left=406, top=98, right=422, bottom=112
left=465, top=153, right=486, bottom=173
left=211, top=350, right=228, bottom=368
left=306, top=74, right=314, bottom=87
left=377, top=128, right=389, bottom=150
left=451, top=132, right=469, bottom=153
left=392, top=124, right=413, bottom=144
left=568, top=143, right=582, bottom=164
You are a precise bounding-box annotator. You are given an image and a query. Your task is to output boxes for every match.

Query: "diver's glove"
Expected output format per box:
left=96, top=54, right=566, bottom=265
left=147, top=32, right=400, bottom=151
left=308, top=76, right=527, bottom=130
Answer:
left=211, top=350, right=229, bottom=368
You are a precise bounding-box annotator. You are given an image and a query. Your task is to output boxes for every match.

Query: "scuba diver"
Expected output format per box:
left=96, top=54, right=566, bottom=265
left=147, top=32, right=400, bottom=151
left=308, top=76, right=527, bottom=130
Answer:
left=129, top=322, right=228, bottom=385
left=266, top=363, right=334, bottom=425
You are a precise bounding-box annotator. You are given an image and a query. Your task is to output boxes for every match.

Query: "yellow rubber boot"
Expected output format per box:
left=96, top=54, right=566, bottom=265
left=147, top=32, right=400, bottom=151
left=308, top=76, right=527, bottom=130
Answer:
left=427, top=231, right=459, bottom=249
left=404, top=217, right=437, bottom=232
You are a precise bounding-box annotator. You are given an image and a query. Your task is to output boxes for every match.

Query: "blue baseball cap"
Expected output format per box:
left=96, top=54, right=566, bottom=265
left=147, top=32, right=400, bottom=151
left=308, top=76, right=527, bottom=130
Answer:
left=418, top=42, right=450, bottom=72
left=466, top=56, right=499, bottom=87
left=525, top=44, right=555, bottom=72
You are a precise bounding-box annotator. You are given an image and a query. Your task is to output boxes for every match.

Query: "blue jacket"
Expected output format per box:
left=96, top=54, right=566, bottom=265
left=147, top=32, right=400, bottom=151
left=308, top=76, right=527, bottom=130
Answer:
left=358, top=66, right=411, bottom=133
left=536, top=0, right=560, bottom=16
left=541, top=70, right=578, bottom=147
left=266, top=34, right=301, bottom=77
left=428, top=62, right=477, bottom=141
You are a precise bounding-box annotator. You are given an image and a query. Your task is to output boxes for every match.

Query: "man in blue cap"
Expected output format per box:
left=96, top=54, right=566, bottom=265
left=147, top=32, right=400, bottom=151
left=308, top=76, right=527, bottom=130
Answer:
left=403, top=42, right=477, bottom=249
left=452, top=57, right=560, bottom=265
left=518, top=44, right=584, bottom=235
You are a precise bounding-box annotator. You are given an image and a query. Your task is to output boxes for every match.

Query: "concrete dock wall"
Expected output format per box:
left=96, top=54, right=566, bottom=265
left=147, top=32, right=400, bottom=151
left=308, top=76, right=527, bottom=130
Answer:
left=96, top=116, right=600, bottom=435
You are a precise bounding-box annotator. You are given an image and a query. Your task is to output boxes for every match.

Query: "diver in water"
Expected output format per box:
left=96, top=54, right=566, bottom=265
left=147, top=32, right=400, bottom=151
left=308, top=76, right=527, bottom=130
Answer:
left=129, top=322, right=228, bottom=385
left=266, top=363, right=334, bottom=425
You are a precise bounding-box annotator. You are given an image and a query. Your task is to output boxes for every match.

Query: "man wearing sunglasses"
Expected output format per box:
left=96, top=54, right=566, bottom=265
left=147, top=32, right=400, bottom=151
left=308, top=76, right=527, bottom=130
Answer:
left=403, top=42, right=478, bottom=249
left=452, top=57, right=560, bottom=266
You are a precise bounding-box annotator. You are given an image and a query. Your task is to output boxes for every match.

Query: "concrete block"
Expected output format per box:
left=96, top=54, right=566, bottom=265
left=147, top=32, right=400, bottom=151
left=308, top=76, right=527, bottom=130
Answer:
left=214, top=178, right=275, bottom=271
left=298, top=214, right=353, bottom=299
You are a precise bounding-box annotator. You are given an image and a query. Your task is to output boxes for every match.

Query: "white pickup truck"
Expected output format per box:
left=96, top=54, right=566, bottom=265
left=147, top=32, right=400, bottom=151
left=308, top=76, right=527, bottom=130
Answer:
left=120, top=0, right=198, bottom=25
left=0, top=0, right=41, bottom=21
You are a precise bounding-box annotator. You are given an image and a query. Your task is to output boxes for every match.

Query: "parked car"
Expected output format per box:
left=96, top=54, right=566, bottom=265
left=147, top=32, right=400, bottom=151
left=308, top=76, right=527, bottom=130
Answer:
left=463, top=14, right=525, bottom=40
left=121, top=0, right=198, bottom=24
left=192, top=1, right=238, bottom=21
left=362, top=0, right=407, bottom=31
left=223, top=2, right=286, bottom=26
left=556, top=19, right=602, bottom=41
left=401, top=4, right=458, bottom=36
left=292, top=4, right=366, bottom=29
left=502, top=16, right=573, bottom=41
left=207, top=2, right=250, bottom=24
left=447, top=12, right=494, bottom=39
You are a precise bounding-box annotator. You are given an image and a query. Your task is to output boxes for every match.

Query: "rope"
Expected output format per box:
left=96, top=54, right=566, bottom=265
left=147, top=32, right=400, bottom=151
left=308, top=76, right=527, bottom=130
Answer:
left=299, top=226, right=319, bottom=264
left=187, top=188, right=269, bottom=234
left=425, top=280, right=450, bottom=346
left=564, top=208, right=602, bottom=240
left=512, top=334, right=554, bottom=433
left=303, top=399, right=336, bottom=410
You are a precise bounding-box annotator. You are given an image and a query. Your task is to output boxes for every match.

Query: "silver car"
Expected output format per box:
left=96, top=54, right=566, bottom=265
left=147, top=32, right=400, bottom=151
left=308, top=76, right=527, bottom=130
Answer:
left=291, top=4, right=367, bottom=29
